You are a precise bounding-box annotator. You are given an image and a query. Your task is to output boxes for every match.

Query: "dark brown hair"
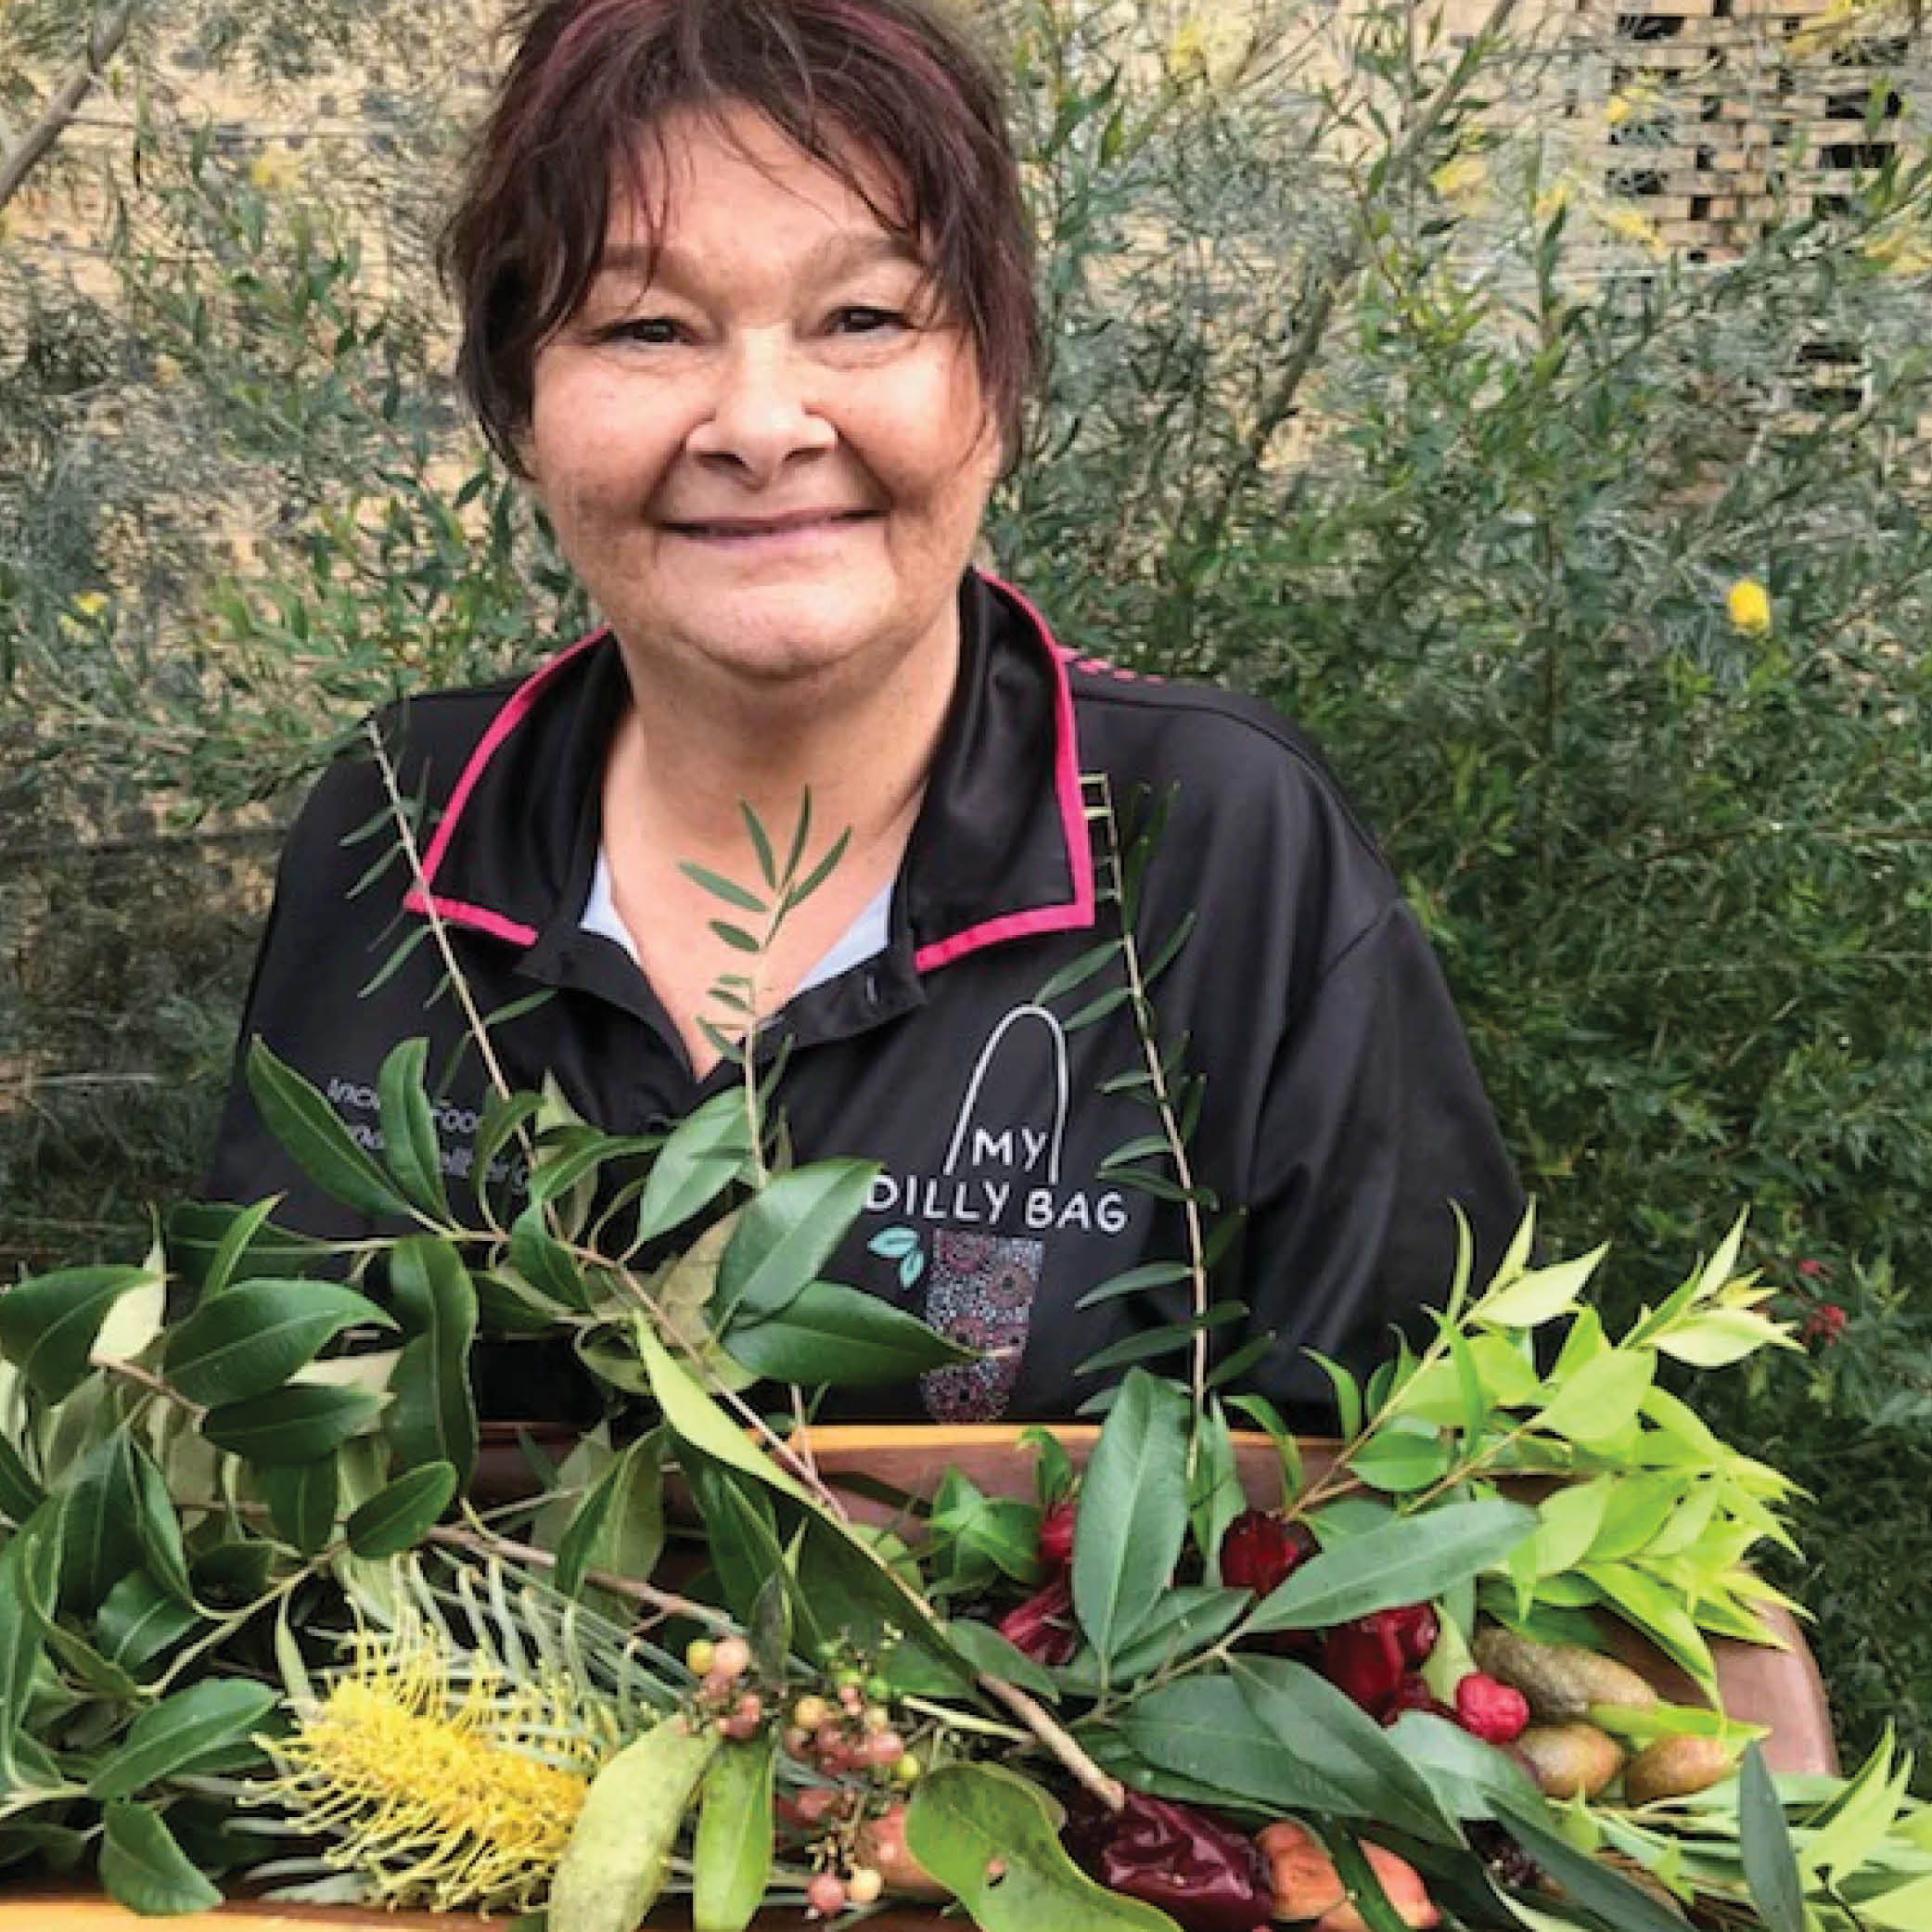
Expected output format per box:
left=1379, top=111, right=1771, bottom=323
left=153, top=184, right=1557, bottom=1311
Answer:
left=441, top=0, right=1038, bottom=473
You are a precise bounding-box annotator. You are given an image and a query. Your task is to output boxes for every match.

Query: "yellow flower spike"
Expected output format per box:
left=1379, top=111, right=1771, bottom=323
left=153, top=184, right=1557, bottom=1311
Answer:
left=257, top=1631, right=615, bottom=1913
left=1727, top=579, right=1772, bottom=636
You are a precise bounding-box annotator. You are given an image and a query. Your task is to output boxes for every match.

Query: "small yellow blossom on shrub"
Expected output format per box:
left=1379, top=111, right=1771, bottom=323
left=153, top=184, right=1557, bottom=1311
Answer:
left=1605, top=94, right=1633, bottom=128
left=70, top=592, right=108, bottom=620
left=249, top=144, right=299, bottom=192
left=1167, top=19, right=1209, bottom=83
left=1727, top=578, right=1772, bottom=635
left=1429, top=154, right=1488, bottom=201
left=1604, top=207, right=1666, bottom=256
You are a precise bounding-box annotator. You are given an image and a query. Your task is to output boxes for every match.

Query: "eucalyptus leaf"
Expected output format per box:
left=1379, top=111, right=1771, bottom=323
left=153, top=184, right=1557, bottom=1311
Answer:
left=1071, top=1369, right=1190, bottom=1663
left=161, top=1278, right=392, bottom=1408
left=906, top=1763, right=1182, bottom=1932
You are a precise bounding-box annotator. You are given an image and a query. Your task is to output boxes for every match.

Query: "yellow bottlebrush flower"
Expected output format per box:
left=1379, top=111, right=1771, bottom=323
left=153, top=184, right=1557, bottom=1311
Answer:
left=259, top=1631, right=621, bottom=1913
left=1727, top=578, right=1772, bottom=635
left=1167, top=19, right=1209, bottom=83
left=1429, top=154, right=1489, bottom=202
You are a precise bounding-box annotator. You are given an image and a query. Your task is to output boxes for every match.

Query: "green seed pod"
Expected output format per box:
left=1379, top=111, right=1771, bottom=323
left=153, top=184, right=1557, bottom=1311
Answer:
left=548, top=1716, right=718, bottom=1932
left=693, top=1733, right=776, bottom=1932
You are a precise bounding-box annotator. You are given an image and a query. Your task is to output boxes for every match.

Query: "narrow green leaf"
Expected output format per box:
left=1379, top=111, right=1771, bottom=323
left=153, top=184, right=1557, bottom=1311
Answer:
left=98, top=1802, right=223, bottom=1915
left=387, top=1235, right=480, bottom=1489
left=632, top=1320, right=810, bottom=1506
left=0, top=1435, right=45, bottom=1525
left=97, top=1571, right=199, bottom=1673
left=0, top=1520, right=56, bottom=1781
left=693, top=1734, right=775, bottom=1932
left=1325, top=1826, right=1421, bottom=1932
left=1493, top=1799, right=1693, bottom=1932
left=128, top=1444, right=194, bottom=1606
left=1248, top=1499, right=1537, bottom=1631
left=197, top=1196, right=286, bottom=1299
left=1203, top=1330, right=1276, bottom=1392
left=91, top=1678, right=281, bottom=1800
left=709, top=920, right=761, bottom=953
left=942, top=1617, right=1061, bottom=1699
left=1190, top=1402, right=1244, bottom=1582
left=1075, top=1260, right=1193, bottom=1311
left=203, top=1384, right=384, bottom=1465
left=1532, top=1347, right=1656, bottom=1448
left=508, top=1206, right=594, bottom=1311
left=738, top=801, right=778, bottom=889
left=785, top=826, right=851, bottom=909
left=680, top=862, right=768, bottom=915
left=1071, top=1369, right=1190, bottom=1662
left=632, top=1089, right=754, bottom=1244
left=1077, top=1306, right=1244, bottom=1378
left=555, top=1435, right=665, bottom=1600
left=1476, top=1246, right=1609, bottom=1331
left=725, top=1279, right=976, bottom=1386
left=1305, top=1350, right=1363, bottom=1439
left=377, top=1038, right=453, bottom=1218
left=0, top=1264, right=150, bottom=1403
left=346, top=1462, right=458, bottom=1559
left=162, top=1279, right=392, bottom=1408
left=1035, top=940, right=1124, bottom=1005
left=712, top=1161, right=877, bottom=1328
left=54, top=1433, right=145, bottom=1616
left=244, top=1038, right=414, bottom=1220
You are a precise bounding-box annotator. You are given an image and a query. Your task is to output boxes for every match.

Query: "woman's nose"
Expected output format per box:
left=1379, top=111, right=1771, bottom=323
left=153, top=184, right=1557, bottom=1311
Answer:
left=684, top=332, right=837, bottom=481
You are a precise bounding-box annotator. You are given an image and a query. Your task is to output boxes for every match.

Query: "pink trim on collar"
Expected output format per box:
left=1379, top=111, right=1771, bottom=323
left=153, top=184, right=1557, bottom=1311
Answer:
left=403, top=625, right=609, bottom=944
left=913, top=574, right=1096, bottom=973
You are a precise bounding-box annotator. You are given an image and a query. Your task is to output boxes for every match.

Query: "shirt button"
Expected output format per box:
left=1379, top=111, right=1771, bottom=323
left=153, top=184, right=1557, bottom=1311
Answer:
left=863, top=970, right=881, bottom=1006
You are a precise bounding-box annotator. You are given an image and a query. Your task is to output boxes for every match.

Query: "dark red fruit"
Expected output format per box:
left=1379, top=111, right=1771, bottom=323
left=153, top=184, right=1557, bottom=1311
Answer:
left=1384, top=1672, right=1450, bottom=1724
left=1219, top=1510, right=1314, bottom=1598
left=1320, top=1614, right=1407, bottom=1719
left=1038, top=1499, right=1077, bottom=1569
left=998, top=1573, right=1080, bottom=1666
left=1063, top=1789, right=1270, bottom=1932
left=1387, top=1602, right=1439, bottom=1666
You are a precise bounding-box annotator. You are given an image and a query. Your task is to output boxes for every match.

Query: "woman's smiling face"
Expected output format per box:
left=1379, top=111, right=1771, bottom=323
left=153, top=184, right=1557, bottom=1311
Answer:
left=523, top=105, right=1002, bottom=699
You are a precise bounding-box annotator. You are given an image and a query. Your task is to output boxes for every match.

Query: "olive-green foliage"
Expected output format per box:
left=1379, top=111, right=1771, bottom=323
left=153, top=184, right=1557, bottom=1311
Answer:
left=5, top=0, right=1932, bottom=1777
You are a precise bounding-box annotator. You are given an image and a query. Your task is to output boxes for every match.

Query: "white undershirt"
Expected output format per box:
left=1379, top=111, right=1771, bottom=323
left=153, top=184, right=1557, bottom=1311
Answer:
left=581, top=844, right=892, bottom=994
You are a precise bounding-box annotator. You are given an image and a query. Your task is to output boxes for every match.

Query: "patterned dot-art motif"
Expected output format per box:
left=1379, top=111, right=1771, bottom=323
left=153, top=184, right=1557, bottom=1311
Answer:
left=919, top=1229, right=1043, bottom=1422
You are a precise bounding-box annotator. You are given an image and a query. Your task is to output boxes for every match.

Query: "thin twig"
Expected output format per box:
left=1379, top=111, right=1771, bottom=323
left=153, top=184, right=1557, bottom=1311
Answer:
left=975, top=1673, right=1125, bottom=1813
left=0, top=0, right=140, bottom=216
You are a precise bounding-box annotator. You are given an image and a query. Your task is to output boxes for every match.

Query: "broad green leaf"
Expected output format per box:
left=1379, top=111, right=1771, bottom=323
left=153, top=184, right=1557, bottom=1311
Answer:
left=1493, top=1801, right=1690, bottom=1932
left=711, top=1160, right=877, bottom=1326
left=632, top=1319, right=810, bottom=1506
left=54, top=1433, right=145, bottom=1616
left=0, top=1264, right=151, bottom=1404
left=1798, top=1728, right=1911, bottom=1885
left=165, top=1199, right=332, bottom=1295
left=1580, top=1561, right=1718, bottom=1695
left=1532, top=1347, right=1656, bottom=1448
left=1475, top=1245, right=1607, bottom=1330
left=1527, top=1477, right=1611, bottom=1577
left=91, top=1678, right=280, bottom=1799
left=928, top=1471, right=1042, bottom=1591
left=1232, top=1657, right=1459, bottom=1845
left=692, top=1733, right=775, bottom=1932
left=98, top=1802, right=223, bottom=1916
left=162, top=1279, right=392, bottom=1408
left=97, top=1571, right=199, bottom=1673
left=508, top=1205, right=593, bottom=1311
left=203, top=1383, right=384, bottom=1465
left=942, top=1617, right=1061, bottom=1700
left=1350, top=1422, right=1453, bottom=1494
left=377, top=1038, right=453, bottom=1217
left=1587, top=1474, right=1688, bottom=1565
left=1059, top=1588, right=1248, bottom=1695
left=1189, top=1402, right=1244, bottom=1582
left=128, top=1443, right=193, bottom=1605
left=387, top=1235, right=479, bottom=1489
left=1384, top=1710, right=1543, bottom=1822
left=725, top=1278, right=977, bottom=1386
left=906, top=1764, right=1181, bottom=1932
left=1249, top=1499, right=1536, bottom=1631
left=0, top=1519, right=56, bottom=1781
left=245, top=1038, right=414, bottom=1220
left=1655, top=1308, right=1796, bottom=1368
left=632, top=1089, right=755, bottom=1244
left=346, top=1461, right=458, bottom=1558
left=1123, top=1674, right=1360, bottom=1815
left=1071, top=1369, right=1190, bottom=1662
left=0, top=1435, right=43, bottom=1525
left=1305, top=1350, right=1363, bottom=1439
left=260, top=1455, right=339, bottom=1557
left=791, top=1515, right=973, bottom=1698
left=548, top=1718, right=718, bottom=1932
left=555, top=1435, right=665, bottom=1600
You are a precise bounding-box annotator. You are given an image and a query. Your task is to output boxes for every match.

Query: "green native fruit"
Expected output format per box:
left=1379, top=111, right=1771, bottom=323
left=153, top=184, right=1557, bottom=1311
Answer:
left=548, top=1715, right=719, bottom=1932
left=1516, top=1721, right=1626, bottom=1800
left=1624, top=1734, right=1737, bottom=1806
left=1473, top=1626, right=1660, bottom=1723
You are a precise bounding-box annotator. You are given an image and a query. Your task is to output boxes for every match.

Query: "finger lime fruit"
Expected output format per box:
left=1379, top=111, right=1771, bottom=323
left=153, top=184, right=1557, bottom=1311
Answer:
left=1473, top=1627, right=1660, bottom=1723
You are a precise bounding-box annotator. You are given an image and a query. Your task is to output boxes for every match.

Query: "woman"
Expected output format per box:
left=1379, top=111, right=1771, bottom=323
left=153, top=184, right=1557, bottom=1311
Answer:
left=203, top=0, right=1521, bottom=1427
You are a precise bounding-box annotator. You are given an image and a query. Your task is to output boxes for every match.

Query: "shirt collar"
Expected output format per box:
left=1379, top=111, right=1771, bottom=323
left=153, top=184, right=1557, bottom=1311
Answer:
left=403, top=569, right=1095, bottom=972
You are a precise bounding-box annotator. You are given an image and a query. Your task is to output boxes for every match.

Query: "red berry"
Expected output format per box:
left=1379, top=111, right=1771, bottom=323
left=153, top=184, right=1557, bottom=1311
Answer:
left=1453, top=1671, right=1530, bottom=1746
left=805, top=1871, right=848, bottom=1917
left=1219, top=1510, right=1314, bottom=1597
left=1388, top=1601, right=1439, bottom=1667
left=997, top=1573, right=1080, bottom=1666
left=1801, top=1302, right=1848, bottom=1348
left=711, top=1636, right=751, bottom=1682
left=1320, top=1614, right=1406, bottom=1718
left=1038, top=1499, right=1077, bottom=1568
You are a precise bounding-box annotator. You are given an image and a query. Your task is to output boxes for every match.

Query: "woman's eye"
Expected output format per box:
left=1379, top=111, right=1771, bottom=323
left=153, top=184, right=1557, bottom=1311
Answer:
left=605, top=316, right=683, bottom=345
left=830, top=306, right=905, bottom=336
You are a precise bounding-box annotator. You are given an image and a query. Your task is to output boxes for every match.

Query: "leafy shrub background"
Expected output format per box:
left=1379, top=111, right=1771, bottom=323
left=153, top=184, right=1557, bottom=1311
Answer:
left=5, top=0, right=1932, bottom=1777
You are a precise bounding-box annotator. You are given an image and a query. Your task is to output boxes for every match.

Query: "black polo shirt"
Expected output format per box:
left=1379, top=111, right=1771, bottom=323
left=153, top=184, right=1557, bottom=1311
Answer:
left=203, top=570, right=1522, bottom=1427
